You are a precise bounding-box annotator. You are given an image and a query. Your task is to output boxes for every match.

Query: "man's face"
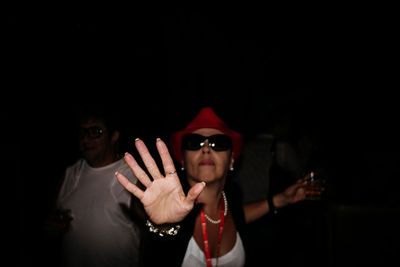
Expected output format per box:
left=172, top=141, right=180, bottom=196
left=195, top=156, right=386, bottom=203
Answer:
left=79, top=118, right=113, bottom=166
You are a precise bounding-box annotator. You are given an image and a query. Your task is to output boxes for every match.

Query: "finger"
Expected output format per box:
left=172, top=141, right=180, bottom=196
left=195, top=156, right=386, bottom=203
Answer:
left=115, top=171, right=144, bottom=199
left=156, top=138, right=177, bottom=176
left=185, top=182, right=206, bottom=205
left=303, top=172, right=313, bottom=181
left=124, top=152, right=152, bottom=188
left=297, top=178, right=308, bottom=186
left=135, top=138, right=164, bottom=179
left=298, top=188, right=307, bottom=201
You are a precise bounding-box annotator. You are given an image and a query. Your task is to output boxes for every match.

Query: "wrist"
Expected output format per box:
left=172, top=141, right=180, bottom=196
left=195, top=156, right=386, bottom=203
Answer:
left=267, top=195, right=278, bottom=215
left=146, top=219, right=181, bottom=237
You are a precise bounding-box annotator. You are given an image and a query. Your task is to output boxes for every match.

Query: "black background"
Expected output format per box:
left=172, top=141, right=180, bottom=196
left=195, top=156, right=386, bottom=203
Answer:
left=3, top=3, right=399, bottom=266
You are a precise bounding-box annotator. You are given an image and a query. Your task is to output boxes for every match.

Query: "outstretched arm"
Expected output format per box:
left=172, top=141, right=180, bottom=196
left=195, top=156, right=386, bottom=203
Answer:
left=243, top=175, right=310, bottom=223
left=115, top=138, right=206, bottom=224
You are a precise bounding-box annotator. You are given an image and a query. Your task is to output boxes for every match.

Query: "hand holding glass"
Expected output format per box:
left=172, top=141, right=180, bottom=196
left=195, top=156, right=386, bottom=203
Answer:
left=304, top=171, right=325, bottom=200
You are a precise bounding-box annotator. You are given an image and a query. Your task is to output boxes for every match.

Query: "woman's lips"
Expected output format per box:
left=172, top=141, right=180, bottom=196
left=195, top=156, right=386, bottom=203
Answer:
left=199, top=159, right=215, bottom=166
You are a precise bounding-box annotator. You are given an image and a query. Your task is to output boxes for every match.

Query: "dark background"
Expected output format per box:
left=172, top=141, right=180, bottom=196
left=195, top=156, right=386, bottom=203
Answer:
left=3, top=3, right=399, bottom=266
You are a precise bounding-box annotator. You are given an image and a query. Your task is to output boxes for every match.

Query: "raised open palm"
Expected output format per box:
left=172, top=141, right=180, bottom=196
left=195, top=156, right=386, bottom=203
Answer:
left=115, top=138, right=205, bottom=224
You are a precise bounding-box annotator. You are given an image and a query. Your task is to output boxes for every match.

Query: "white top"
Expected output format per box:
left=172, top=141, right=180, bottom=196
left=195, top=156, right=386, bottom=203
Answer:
left=182, top=232, right=245, bottom=267
left=57, top=158, right=140, bottom=267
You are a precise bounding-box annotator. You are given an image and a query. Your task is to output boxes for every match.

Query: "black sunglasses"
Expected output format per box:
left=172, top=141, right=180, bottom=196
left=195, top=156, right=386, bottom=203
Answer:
left=79, top=126, right=104, bottom=139
left=181, top=133, right=232, bottom=151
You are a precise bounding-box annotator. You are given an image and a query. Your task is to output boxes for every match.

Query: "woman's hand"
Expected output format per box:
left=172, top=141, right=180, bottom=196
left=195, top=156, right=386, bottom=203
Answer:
left=115, top=138, right=206, bottom=224
left=274, top=172, right=325, bottom=208
left=244, top=173, right=325, bottom=223
left=275, top=178, right=307, bottom=207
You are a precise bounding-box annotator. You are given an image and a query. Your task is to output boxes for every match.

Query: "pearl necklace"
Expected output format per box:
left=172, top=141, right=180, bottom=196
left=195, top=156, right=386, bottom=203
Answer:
left=204, top=191, right=228, bottom=224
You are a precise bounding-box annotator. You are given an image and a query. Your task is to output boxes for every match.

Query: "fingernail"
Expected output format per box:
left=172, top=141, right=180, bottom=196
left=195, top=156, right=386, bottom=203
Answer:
left=124, top=152, right=129, bottom=156
left=115, top=171, right=119, bottom=176
left=135, top=138, right=140, bottom=142
left=156, top=137, right=161, bottom=142
left=201, top=181, right=206, bottom=186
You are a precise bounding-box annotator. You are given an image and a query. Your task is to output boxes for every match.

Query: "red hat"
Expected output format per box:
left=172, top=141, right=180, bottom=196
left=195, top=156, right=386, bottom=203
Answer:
left=169, top=107, right=243, bottom=163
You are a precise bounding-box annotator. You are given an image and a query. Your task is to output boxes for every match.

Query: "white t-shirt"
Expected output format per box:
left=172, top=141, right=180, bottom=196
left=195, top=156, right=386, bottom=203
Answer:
left=182, top=232, right=245, bottom=267
left=57, top=158, right=140, bottom=267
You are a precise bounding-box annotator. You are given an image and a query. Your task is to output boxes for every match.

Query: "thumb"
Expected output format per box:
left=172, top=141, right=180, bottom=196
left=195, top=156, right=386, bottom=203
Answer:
left=185, top=181, right=206, bottom=204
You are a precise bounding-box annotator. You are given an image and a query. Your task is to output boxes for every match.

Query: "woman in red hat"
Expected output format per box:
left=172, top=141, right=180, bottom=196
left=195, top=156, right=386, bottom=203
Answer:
left=116, top=107, right=308, bottom=267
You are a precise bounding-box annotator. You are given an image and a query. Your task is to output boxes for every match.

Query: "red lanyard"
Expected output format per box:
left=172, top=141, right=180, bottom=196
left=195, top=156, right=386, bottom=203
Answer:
left=200, top=197, right=225, bottom=267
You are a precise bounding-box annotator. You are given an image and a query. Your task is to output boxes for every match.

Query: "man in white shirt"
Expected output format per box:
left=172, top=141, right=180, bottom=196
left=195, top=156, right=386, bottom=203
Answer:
left=56, top=107, right=141, bottom=267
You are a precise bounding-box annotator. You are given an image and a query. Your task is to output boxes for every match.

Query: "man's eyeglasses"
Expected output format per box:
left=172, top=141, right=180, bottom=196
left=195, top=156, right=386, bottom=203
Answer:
left=79, top=126, right=104, bottom=139
left=181, top=133, right=232, bottom=151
